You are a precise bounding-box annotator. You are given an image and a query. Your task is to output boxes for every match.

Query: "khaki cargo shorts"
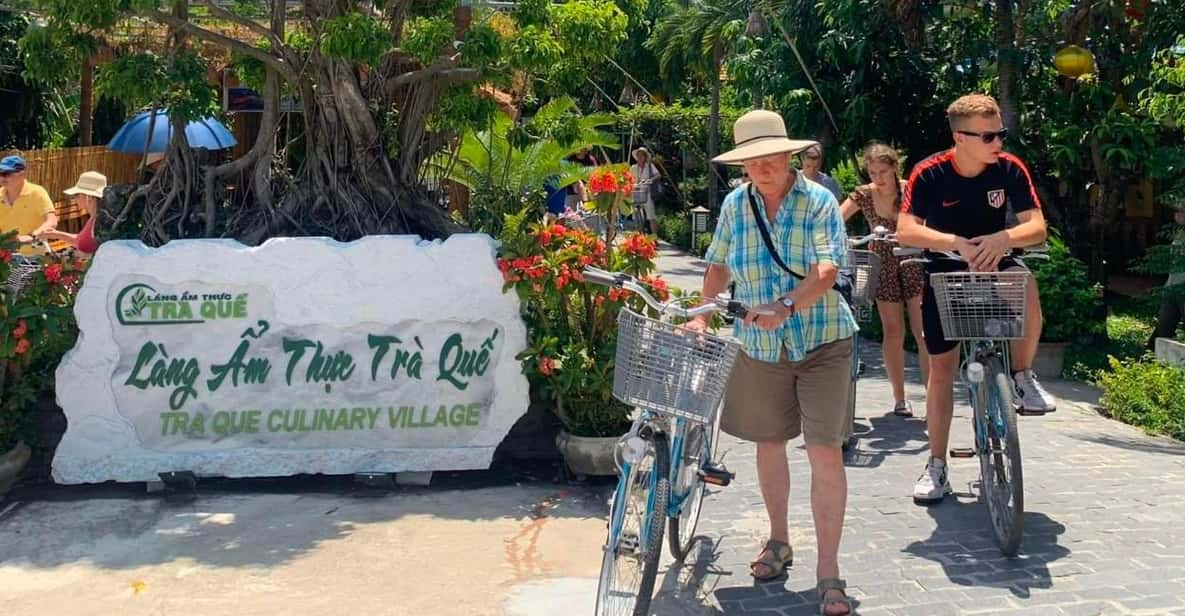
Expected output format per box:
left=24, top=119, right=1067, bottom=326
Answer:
left=720, top=337, right=853, bottom=448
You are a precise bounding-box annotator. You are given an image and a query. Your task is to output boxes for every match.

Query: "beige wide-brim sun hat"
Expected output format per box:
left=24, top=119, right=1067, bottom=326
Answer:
left=63, top=171, right=107, bottom=198
left=713, top=110, right=819, bottom=165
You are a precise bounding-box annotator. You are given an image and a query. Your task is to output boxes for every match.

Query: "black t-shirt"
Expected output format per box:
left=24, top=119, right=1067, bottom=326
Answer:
left=901, top=149, right=1041, bottom=239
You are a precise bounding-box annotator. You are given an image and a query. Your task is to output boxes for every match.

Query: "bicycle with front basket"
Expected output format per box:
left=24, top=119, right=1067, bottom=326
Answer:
left=894, top=245, right=1048, bottom=556
left=582, top=265, right=760, bottom=616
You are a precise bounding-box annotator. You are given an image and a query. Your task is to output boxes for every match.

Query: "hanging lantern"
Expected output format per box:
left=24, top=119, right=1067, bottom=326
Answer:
left=1124, top=0, right=1149, bottom=21
left=1053, top=45, right=1095, bottom=78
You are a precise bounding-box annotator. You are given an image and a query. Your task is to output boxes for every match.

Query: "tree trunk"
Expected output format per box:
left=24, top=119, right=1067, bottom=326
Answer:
left=79, top=56, right=95, bottom=146
left=707, top=44, right=722, bottom=211
left=995, top=0, right=1020, bottom=134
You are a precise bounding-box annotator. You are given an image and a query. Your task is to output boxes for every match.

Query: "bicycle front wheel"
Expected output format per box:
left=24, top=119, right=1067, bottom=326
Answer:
left=979, top=357, right=1025, bottom=556
left=596, top=431, right=670, bottom=616
left=668, top=421, right=709, bottom=561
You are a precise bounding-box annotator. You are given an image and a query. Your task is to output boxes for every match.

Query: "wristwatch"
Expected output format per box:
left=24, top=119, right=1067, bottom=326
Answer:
left=779, top=296, right=796, bottom=318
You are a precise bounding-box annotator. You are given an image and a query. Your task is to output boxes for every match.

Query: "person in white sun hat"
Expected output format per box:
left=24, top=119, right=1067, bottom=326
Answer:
left=41, top=171, right=106, bottom=256
left=684, top=109, right=857, bottom=616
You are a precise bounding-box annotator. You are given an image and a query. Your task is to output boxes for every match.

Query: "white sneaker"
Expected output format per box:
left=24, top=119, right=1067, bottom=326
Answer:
left=1013, top=370, right=1056, bottom=412
left=913, top=458, right=952, bottom=503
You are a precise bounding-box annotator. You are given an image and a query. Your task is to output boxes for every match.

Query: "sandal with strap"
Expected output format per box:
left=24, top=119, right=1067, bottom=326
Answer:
left=893, top=400, right=914, bottom=417
left=749, top=539, right=793, bottom=581
left=817, top=578, right=853, bottom=616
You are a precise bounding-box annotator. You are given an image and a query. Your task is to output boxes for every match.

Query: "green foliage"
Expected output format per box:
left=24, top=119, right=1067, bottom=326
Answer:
left=498, top=217, right=665, bottom=436
left=425, top=98, right=618, bottom=235
left=0, top=234, right=85, bottom=452
left=1029, top=230, right=1104, bottom=343
left=408, top=0, right=458, bottom=19
left=402, top=16, right=454, bottom=65
left=1099, top=357, right=1185, bottom=441
left=507, top=25, right=563, bottom=70
left=550, top=0, right=628, bottom=65
left=829, top=158, right=861, bottom=198
left=1064, top=302, right=1155, bottom=382
left=458, top=22, right=502, bottom=69
left=17, top=24, right=91, bottom=88
left=321, top=12, right=390, bottom=66
left=96, top=50, right=217, bottom=124
left=513, top=0, right=551, bottom=28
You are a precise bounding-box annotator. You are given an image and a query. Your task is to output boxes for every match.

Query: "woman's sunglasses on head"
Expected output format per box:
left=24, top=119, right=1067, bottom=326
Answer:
left=957, top=128, right=1008, bottom=144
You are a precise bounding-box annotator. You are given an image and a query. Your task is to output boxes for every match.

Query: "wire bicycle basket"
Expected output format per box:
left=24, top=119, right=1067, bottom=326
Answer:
left=612, top=308, right=740, bottom=425
left=930, top=271, right=1030, bottom=340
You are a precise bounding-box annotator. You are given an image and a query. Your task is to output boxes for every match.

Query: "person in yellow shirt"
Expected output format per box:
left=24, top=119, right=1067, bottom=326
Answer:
left=0, top=155, right=59, bottom=256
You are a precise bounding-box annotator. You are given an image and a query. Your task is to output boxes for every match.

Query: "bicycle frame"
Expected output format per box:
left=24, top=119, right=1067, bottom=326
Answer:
left=963, top=339, right=1013, bottom=451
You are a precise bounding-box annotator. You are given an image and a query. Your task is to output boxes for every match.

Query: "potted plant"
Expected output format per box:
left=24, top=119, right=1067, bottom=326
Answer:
left=497, top=203, right=669, bottom=476
left=0, top=234, right=85, bottom=499
left=1029, top=232, right=1104, bottom=377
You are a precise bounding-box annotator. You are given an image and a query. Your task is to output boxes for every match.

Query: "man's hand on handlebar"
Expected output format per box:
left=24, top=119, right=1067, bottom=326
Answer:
left=968, top=231, right=1010, bottom=272
left=743, top=301, right=788, bottom=331
left=683, top=315, right=710, bottom=333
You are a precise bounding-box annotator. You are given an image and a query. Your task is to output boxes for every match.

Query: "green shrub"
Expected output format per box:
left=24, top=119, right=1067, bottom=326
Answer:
left=1098, top=356, right=1185, bottom=441
left=657, top=213, right=691, bottom=251
left=693, top=232, right=712, bottom=257
left=1029, top=231, right=1104, bottom=343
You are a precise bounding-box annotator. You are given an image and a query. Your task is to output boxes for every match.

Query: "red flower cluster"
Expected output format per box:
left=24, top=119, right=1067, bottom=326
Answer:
left=0, top=249, right=11, bottom=264
left=539, top=357, right=556, bottom=376
left=587, top=167, right=636, bottom=195
left=640, top=276, right=670, bottom=302
left=497, top=255, right=546, bottom=283
left=44, top=263, right=63, bottom=284
left=621, top=233, right=658, bottom=260
left=553, top=263, right=586, bottom=291
left=537, top=223, right=570, bottom=247
left=12, top=320, right=30, bottom=355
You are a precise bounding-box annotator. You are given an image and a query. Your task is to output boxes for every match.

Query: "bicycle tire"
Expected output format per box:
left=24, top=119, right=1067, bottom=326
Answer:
left=595, top=431, right=670, bottom=616
left=842, top=338, right=859, bottom=451
left=979, top=357, right=1025, bottom=556
left=668, top=423, right=708, bottom=560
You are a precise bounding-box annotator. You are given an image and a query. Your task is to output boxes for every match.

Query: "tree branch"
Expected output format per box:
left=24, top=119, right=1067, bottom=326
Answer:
left=392, top=57, right=479, bottom=87
left=141, top=9, right=296, bottom=82
left=199, top=0, right=283, bottom=50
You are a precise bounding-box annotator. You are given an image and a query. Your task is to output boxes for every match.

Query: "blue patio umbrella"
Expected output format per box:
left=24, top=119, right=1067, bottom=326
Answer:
left=107, top=110, right=237, bottom=154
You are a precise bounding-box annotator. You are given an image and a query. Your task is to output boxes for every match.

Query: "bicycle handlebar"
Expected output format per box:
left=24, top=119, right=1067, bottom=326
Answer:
left=582, top=266, right=770, bottom=319
left=892, top=244, right=1050, bottom=264
left=848, top=225, right=896, bottom=248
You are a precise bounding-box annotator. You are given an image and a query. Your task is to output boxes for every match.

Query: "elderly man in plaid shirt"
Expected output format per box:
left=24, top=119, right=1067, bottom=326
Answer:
left=685, top=110, right=857, bottom=616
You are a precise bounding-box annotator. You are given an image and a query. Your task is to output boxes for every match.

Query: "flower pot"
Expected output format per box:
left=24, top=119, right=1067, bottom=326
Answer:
left=0, top=440, right=31, bottom=501
left=556, top=430, right=621, bottom=477
left=1033, top=342, right=1068, bottom=379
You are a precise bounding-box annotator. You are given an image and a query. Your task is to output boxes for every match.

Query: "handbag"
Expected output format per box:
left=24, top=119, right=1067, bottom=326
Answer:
left=745, top=183, right=855, bottom=306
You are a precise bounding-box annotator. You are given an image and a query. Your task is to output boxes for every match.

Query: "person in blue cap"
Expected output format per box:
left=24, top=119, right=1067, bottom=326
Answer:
left=0, top=155, right=58, bottom=256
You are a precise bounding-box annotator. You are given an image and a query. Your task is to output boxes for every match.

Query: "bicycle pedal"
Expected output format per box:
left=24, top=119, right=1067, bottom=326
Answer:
left=1016, top=408, right=1050, bottom=417
left=949, top=448, right=976, bottom=458
left=698, top=464, right=734, bottom=487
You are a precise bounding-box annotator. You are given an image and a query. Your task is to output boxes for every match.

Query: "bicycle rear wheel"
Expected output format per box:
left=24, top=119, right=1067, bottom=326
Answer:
left=596, top=431, right=670, bottom=616
left=668, top=421, right=709, bottom=560
left=978, top=357, right=1025, bottom=556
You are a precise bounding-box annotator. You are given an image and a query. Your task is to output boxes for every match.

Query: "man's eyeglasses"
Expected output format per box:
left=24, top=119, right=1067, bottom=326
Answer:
left=957, top=128, right=1008, bottom=144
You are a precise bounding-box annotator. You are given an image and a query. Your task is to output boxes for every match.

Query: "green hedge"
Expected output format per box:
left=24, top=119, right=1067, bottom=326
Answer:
left=657, top=213, right=712, bottom=257
left=1099, top=356, right=1185, bottom=441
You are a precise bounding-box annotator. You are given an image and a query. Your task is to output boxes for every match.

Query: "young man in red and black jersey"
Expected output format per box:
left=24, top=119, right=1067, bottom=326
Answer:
left=897, top=94, right=1056, bottom=503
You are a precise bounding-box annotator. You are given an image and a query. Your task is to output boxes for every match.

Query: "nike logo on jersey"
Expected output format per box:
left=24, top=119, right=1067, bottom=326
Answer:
left=942, top=200, right=959, bottom=208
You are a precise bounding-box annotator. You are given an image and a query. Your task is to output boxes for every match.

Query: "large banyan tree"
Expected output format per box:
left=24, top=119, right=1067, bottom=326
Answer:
left=14, top=0, right=628, bottom=244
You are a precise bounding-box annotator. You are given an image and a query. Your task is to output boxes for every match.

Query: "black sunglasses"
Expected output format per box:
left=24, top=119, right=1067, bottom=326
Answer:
left=957, top=128, right=1008, bottom=144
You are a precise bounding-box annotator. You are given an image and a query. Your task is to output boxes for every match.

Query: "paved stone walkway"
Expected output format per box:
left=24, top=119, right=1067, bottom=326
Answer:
left=645, top=242, right=1185, bottom=616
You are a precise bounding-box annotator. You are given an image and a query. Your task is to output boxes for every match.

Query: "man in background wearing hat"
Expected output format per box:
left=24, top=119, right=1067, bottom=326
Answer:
left=0, top=155, right=58, bottom=256
left=685, top=110, right=857, bottom=615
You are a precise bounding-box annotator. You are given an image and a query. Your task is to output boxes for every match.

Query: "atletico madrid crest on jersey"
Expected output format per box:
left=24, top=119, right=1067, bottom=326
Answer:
left=987, top=189, right=1006, bottom=209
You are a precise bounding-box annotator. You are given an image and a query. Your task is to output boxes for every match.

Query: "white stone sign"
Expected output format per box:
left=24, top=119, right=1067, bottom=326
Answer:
left=53, top=235, right=529, bottom=484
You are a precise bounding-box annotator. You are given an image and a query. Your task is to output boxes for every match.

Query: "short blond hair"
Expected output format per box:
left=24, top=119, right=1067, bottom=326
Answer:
left=947, top=94, right=1001, bottom=129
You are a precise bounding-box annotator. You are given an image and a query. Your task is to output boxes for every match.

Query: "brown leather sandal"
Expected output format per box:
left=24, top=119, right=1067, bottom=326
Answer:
left=817, top=578, right=853, bottom=615
left=749, top=539, right=792, bottom=580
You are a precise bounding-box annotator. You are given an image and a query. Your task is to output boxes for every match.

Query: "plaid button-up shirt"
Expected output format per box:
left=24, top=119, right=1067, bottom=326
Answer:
left=704, top=174, right=858, bottom=363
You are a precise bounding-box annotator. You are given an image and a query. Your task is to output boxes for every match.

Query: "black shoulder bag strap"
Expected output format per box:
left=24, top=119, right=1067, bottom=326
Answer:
left=745, top=183, right=854, bottom=305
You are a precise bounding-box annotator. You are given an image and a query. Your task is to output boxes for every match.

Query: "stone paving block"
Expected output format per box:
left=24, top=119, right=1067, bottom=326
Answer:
left=646, top=244, right=1185, bottom=616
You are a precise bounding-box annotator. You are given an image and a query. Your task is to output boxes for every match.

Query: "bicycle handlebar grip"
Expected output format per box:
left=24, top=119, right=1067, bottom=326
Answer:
left=726, top=300, right=748, bottom=319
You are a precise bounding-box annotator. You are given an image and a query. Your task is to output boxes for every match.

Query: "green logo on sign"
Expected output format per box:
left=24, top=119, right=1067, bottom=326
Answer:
left=115, top=283, right=249, bottom=326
